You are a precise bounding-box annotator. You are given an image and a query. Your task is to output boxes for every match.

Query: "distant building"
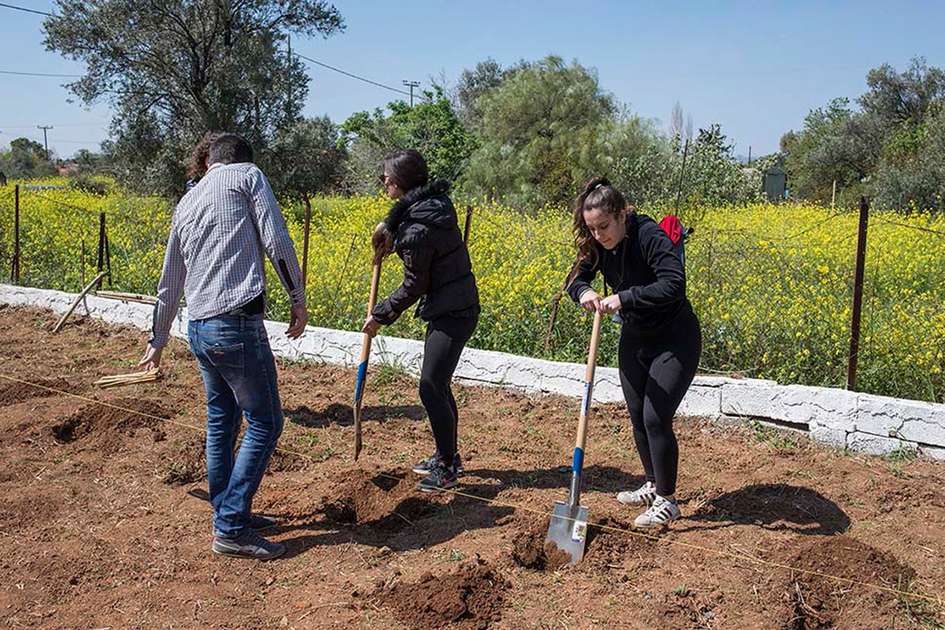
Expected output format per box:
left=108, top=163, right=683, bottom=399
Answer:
left=763, top=163, right=787, bottom=203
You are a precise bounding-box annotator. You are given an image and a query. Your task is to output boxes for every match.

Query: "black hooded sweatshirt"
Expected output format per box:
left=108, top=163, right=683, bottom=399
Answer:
left=372, top=180, right=480, bottom=325
left=567, top=212, right=690, bottom=338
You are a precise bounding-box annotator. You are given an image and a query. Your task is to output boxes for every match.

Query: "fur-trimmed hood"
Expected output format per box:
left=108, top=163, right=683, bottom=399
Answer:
left=382, top=179, right=454, bottom=232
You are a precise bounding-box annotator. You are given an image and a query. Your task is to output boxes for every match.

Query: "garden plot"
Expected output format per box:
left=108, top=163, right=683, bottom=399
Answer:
left=0, top=306, right=942, bottom=629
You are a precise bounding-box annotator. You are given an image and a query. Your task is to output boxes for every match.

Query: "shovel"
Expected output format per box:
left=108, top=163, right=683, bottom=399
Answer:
left=353, top=259, right=382, bottom=461
left=545, top=308, right=603, bottom=564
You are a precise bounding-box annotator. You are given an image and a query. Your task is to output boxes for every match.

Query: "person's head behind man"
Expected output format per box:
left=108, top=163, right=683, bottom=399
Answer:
left=208, top=133, right=254, bottom=166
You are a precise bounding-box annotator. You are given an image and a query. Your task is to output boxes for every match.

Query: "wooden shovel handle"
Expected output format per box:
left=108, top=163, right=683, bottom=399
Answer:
left=574, top=309, right=603, bottom=453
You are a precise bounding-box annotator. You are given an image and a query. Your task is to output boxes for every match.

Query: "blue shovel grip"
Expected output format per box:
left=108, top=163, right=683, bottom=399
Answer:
left=571, top=446, right=584, bottom=473
left=353, top=361, right=368, bottom=402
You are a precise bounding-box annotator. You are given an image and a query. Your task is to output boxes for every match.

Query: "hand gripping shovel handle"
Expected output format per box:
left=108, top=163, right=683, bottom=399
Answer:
left=353, top=260, right=382, bottom=461
left=568, top=309, right=603, bottom=508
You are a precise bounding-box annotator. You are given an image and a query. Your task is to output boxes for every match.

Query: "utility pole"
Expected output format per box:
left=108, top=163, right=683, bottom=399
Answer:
left=286, top=35, right=293, bottom=122
left=37, top=125, right=53, bottom=160
left=402, top=80, right=420, bottom=107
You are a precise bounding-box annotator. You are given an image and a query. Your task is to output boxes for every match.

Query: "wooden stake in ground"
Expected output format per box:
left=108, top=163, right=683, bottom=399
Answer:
left=353, top=259, right=383, bottom=461
left=95, top=368, right=161, bottom=389
left=52, top=270, right=108, bottom=333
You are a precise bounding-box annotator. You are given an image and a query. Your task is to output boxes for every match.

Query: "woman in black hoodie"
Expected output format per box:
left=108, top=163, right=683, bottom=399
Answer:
left=363, top=150, right=480, bottom=492
left=567, top=177, right=702, bottom=529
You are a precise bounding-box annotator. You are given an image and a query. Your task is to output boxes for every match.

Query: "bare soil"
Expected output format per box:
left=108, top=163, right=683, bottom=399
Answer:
left=1, top=306, right=943, bottom=629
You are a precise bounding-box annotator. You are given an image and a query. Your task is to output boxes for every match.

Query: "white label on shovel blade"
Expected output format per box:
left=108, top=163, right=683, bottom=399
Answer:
left=571, top=519, right=587, bottom=542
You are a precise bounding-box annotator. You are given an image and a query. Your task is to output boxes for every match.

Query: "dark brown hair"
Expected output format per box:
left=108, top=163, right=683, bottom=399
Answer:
left=571, top=176, right=630, bottom=265
left=208, top=133, right=254, bottom=166
left=186, top=131, right=221, bottom=181
left=382, top=149, right=429, bottom=193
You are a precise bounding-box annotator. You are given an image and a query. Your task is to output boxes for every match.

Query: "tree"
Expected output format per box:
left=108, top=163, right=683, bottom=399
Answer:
left=455, top=58, right=506, bottom=128
left=44, top=0, right=344, bottom=196
left=460, top=56, right=619, bottom=209
left=265, top=115, right=346, bottom=207
left=0, top=137, right=57, bottom=178
left=780, top=59, right=945, bottom=211
left=340, top=89, right=476, bottom=193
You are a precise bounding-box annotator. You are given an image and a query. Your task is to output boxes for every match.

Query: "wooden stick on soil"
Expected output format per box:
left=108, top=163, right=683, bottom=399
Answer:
left=53, top=270, right=108, bottom=333
left=95, top=368, right=161, bottom=389
left=95, top=290, right=158, bottom=305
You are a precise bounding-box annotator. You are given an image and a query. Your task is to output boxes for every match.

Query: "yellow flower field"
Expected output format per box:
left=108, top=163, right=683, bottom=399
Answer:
left=2, top=179, right=943, bottom=403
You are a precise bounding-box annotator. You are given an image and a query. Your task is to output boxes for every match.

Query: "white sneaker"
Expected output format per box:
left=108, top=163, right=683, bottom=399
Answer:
left=617, top=481, right=657, bottom=506
left=633, top=495, right=681, bottom=529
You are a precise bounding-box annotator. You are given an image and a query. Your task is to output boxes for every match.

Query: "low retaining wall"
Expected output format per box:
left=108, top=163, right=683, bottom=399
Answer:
left=2, top=283, right=943, bottom=461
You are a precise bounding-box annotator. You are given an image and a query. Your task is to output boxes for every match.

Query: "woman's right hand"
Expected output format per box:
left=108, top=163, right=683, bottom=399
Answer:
left=579, top=289, right=602, bottom=313
left=372, top=222, right=393, bottom=261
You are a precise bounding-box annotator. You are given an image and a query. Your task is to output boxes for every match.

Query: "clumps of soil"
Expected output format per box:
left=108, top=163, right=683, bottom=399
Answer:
left=266, top=448, right=314, bottom=473
left=583, top=515, right=655, bottom=570
left=321, top=470, right=446, bottom=531
left=373, top=557, right=508, bottom=629
left=51, top=397, right=170, bottom=450
left=776, top=535, right=919, bottom=630
left=509, top=515, right=654, bottom=572
left=0, top=377, right=76, bottom=406
left=510, top=518, right=571, bottom=571
left=161, top=434, right=205, bottom=485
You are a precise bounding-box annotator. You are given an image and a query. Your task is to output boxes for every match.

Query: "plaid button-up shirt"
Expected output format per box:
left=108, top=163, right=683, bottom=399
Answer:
left=149, top=162, right=305, bottom=348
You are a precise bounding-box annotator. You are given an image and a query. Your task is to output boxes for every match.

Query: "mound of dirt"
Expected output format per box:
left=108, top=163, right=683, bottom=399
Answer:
left=510, top=518, right=571, bottom=571
left=161, top=434, right=205, bottom=485
left=321, top=470, right=446, bottom=531
left=374, top=558, right=508, bottom=629
left=0, top=377, right=75, bottom=406
left=51, top=398, right=170, bottom=450
left=510, top=515, right=654, bottom=572
left=776, top=535, right=918, bottom=630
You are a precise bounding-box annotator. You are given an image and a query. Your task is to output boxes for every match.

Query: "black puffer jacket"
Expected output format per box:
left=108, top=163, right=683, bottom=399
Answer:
left=372, top=180, right=479, bottom=325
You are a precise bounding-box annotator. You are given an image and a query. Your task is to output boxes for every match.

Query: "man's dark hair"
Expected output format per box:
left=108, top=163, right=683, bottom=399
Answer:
left=208, top=133, right=254, bottom=165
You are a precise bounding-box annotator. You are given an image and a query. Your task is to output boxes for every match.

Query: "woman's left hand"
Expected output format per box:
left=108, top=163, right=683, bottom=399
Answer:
left=599, top=294, right=622, bottom=314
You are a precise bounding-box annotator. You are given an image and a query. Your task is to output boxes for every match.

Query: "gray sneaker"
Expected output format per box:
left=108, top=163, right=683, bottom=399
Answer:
left=412, top=452, right=464, bottom=476
left=212, top=530, right=286, bottom=560
left=213, top=514, right=278, bottom=538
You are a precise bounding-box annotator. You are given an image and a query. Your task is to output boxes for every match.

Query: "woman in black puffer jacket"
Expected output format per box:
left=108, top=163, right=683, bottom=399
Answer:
left=363, top=150, right=480, bottom=492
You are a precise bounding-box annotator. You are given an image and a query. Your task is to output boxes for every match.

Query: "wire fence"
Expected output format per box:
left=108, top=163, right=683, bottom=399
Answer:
left=4, top=183, right=945, bottom=403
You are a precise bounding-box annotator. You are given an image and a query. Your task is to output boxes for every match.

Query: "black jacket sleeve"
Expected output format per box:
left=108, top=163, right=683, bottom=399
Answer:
left=566, top=252, right=599, bottom=303
left=372, top=242, right=435, bottom=325
left=618, top=221, right=685, bottom=310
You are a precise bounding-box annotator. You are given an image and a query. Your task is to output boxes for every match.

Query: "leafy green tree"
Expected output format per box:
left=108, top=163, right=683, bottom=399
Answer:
left=340, top=89, right=476, bottom=193
left=0, top=138, right=57, bottom=178
left=44, top=0, right=344, bottom=196
left=460, top=56, right=618, bottom=209
left=265, top=116, right=346, bottom=209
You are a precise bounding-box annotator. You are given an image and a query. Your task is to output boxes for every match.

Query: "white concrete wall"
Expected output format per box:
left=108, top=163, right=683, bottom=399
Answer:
left=2, top=283, right=943, bottom=461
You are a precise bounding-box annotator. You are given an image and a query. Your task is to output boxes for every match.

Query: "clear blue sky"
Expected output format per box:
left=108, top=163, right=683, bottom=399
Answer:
left=1, top=0, right=942, bottom=158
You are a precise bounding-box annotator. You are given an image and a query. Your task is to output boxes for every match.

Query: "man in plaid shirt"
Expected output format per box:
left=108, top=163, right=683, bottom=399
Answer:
left=138, top=133, right=307, bottom=560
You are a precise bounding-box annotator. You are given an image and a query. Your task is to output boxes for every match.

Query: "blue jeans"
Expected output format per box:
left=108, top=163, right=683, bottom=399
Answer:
left=188, top=314, right=284, bottom=537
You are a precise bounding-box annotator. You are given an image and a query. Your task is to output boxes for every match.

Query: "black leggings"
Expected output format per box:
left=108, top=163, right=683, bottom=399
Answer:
left=419, top=314, right=478, bottom=463
left=619, top=306, right=701, bottom=496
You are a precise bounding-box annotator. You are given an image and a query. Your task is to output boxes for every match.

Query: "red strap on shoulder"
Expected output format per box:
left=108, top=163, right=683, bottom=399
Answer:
left=659, top=215, right=683, bottom=245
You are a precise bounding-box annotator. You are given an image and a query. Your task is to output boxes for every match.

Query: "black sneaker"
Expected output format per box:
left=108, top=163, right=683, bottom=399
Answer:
left=212, top=530, right=286, bottom=561
left=416, top=462, right=458, bottom=493
left=412, top=452, right=464, bottom=476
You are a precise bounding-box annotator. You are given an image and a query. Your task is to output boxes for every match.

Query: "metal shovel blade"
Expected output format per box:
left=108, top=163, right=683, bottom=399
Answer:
left=545, top=500, right=589, bottom=565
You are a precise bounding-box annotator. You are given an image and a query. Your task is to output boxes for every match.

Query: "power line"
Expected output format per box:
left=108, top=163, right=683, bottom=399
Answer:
left=296, top=52, right=411, bottom=97
left=0, top=69, right=81, bottom=78
left=0, top=2, right=52, bottom=17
